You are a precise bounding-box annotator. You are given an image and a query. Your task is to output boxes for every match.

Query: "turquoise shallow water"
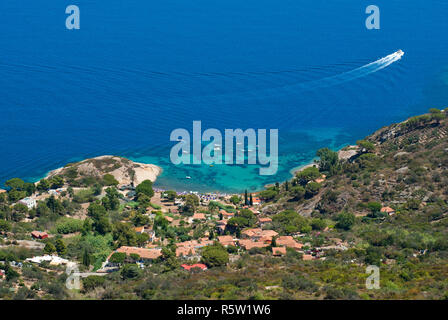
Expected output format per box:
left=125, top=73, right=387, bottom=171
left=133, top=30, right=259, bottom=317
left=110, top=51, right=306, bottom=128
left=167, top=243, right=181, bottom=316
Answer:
left=0, top=1, right=447, bottom=192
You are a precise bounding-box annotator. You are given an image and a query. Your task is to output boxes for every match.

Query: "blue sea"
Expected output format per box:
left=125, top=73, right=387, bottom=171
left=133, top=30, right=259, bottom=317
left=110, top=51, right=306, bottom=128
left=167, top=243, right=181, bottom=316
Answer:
left=1, top=1, right=447, bottom=193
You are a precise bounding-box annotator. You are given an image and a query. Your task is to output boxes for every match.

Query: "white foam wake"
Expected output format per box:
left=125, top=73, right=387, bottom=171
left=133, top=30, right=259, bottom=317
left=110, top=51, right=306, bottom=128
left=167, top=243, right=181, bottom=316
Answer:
left=189, top=50, right=405, bottom=103
left=305, top=50, right=404, bottom=90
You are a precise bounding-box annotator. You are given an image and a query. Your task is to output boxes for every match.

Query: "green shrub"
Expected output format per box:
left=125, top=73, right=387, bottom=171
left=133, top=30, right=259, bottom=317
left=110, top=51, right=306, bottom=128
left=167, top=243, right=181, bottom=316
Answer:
left=54, top=218, right=83, bottom=234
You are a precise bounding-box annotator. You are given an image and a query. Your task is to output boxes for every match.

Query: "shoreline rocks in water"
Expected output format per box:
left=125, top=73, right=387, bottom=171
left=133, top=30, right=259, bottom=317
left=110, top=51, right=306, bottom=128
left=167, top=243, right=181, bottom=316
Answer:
left=44, top=155, right=162, bottom=186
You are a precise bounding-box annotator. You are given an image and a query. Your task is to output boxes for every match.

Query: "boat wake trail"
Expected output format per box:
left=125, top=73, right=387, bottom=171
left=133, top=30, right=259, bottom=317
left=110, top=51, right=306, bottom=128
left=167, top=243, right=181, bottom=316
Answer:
left=298, top=49, right=405, bottom=91
left=188, top=50, right=405, bottom=104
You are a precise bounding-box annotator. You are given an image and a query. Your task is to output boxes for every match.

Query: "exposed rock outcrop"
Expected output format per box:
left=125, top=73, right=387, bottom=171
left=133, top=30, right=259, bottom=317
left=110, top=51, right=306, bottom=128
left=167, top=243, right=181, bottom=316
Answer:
left=45, top=155, right=161, bottom=186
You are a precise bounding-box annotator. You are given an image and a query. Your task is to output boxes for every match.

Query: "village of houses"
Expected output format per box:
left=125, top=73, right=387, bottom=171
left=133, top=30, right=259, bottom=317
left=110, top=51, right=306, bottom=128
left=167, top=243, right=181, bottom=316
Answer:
left=0, top=178, right=363, bottom=283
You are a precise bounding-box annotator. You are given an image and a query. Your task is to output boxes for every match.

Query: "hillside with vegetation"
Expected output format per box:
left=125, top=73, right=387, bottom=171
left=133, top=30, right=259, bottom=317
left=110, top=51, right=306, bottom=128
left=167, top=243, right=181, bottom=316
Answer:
left=1, top=108, right=448, bottom=300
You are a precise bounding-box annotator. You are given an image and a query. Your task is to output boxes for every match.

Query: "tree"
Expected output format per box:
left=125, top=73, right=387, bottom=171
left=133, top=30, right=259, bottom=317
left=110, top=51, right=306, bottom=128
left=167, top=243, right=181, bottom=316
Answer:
left=305, top=182, right=321, bottom=199
left=431, top=112, right=445, bottom=123
left=8, top=189, right=27, bottom=202
left=226, top=209, right=256, bottom=234
left=37, top=179, right=50, bottom=192
left=36, top=202, right=51, bottom=217
left=44, top=242, right=57, bottom=254
left=182, top=194, right=199, bottom=214
left=49, top=176, right=64, bottom=189
left=5, top=178, right=25, bottom=190
left=87, top=202, right=107, bottom=219
left=24, top=182, right=36, bottom=196
left=367, top=201, right=382, bottom=217
left=316, top=148, right=340, bottom=175
left=311, top=218, right=326, bottom=231
left=244, top=190, right=248, bottom=205
left=135, top=180, right=154, bottom=198
left=165, top=190, right=177, bottom=202
left=290, top=186, right=305, bottom=200
left=46, top=195, right=65, bottom=215
left=113, top=222, right=137, bottom=247
left=229, top=195, right=240, bottom=205
left=258, top=189, right=277, bottom=201
left=91, top=183, right=103, bottom=196
left=12, top=203, right=28, bottom=222
left=121, top=264, right=141, bottom=279
left=365, top=246, right=382, bottom=265
left=357, top=140, right=375, bottom=152
left=201, top=244, right=229, bottom=267
left=87, top=203, right=111, bottom=235
left=132, top=213, right=149, bottom=227
left=296, top=167, right=321, bottom=186
left=102, top=187, right=120, bottom=210
left=82, top=249, right=91, bottom=267
left=55, top=239, right=67, bottom=255
left=249, top=194, right=253, bottom=206
left=136, top=232, right=149, bottom=246
left=0, top=220, right=12, bottom=233
left=0, top=192, right=6, bottom=203
left=336, top=212, right=355, bottom=230
left=82, top=218, right=94, bottom=235
left=208, top=201, right=219, bottom=214
left=160, top=246, right=179, bottom=271
left=109, top=252, right=126, bottom=265
left=272, top=210, right=311, bottom=235
left=4, top=262, right=19, bottom=281
left=82, top=275, right=105, bottom=292
left=102, top=174, right=119, bottom=186
left=129, top=253, right=141, bottom=262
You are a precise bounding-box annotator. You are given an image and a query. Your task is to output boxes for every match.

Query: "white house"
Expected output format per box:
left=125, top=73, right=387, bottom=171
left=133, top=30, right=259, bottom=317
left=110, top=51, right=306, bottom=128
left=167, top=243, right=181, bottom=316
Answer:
left=18, top=197, right=37, bottom=209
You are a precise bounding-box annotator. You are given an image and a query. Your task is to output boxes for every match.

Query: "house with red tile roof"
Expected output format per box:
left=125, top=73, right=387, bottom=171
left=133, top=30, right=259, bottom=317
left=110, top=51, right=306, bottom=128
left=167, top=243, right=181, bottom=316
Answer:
left=380, top=206, right=395, bottom=215
left=181, top=263, right=207, bottom=271
left=115, top=246, right=162, bottom=260
left=241, top=228, right=278, bottom=241
left=198, top=239, right=214, bottom=247
left=189, top=213, right=206, bottom=223
left=238, top=239, right=269, bottom=250
left=176, top=246, right=196, bottom=257
left=31, top=231, right=48, bottom=240
left=216, top=224, right=226, bottom=234
left=134, top=226, right=145, bottom=234
left=272, top=247, right=287, bottom=256
left=276, top=236, right=303, bottom=250
left=220, top=210, right=234, bottom=219
left=258, top=217, right=272, bottom=226
left=217, top=235, right=235, bottom=247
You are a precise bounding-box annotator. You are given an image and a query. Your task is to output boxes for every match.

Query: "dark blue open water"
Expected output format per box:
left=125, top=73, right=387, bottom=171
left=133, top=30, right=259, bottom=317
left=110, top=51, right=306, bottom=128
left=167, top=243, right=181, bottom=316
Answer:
left=1, top=1, right=447, bottom=192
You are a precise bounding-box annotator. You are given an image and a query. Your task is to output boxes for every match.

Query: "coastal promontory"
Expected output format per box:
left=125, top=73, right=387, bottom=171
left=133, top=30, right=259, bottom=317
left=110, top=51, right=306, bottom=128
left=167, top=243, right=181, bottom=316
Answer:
left=44, top=155, right=161, bottom=186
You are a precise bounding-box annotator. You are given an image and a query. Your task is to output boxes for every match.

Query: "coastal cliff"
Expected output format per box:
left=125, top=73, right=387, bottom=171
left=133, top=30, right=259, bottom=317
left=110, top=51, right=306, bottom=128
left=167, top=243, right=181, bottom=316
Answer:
left=259, top=108, right=448, bottom=217
left=45, top=155, right=161, bottom=186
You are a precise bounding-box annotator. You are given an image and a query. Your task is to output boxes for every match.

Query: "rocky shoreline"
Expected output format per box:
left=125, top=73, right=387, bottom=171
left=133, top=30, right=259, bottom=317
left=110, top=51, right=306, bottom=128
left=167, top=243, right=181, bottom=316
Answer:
left=44, top=155, right=162, bottom=186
